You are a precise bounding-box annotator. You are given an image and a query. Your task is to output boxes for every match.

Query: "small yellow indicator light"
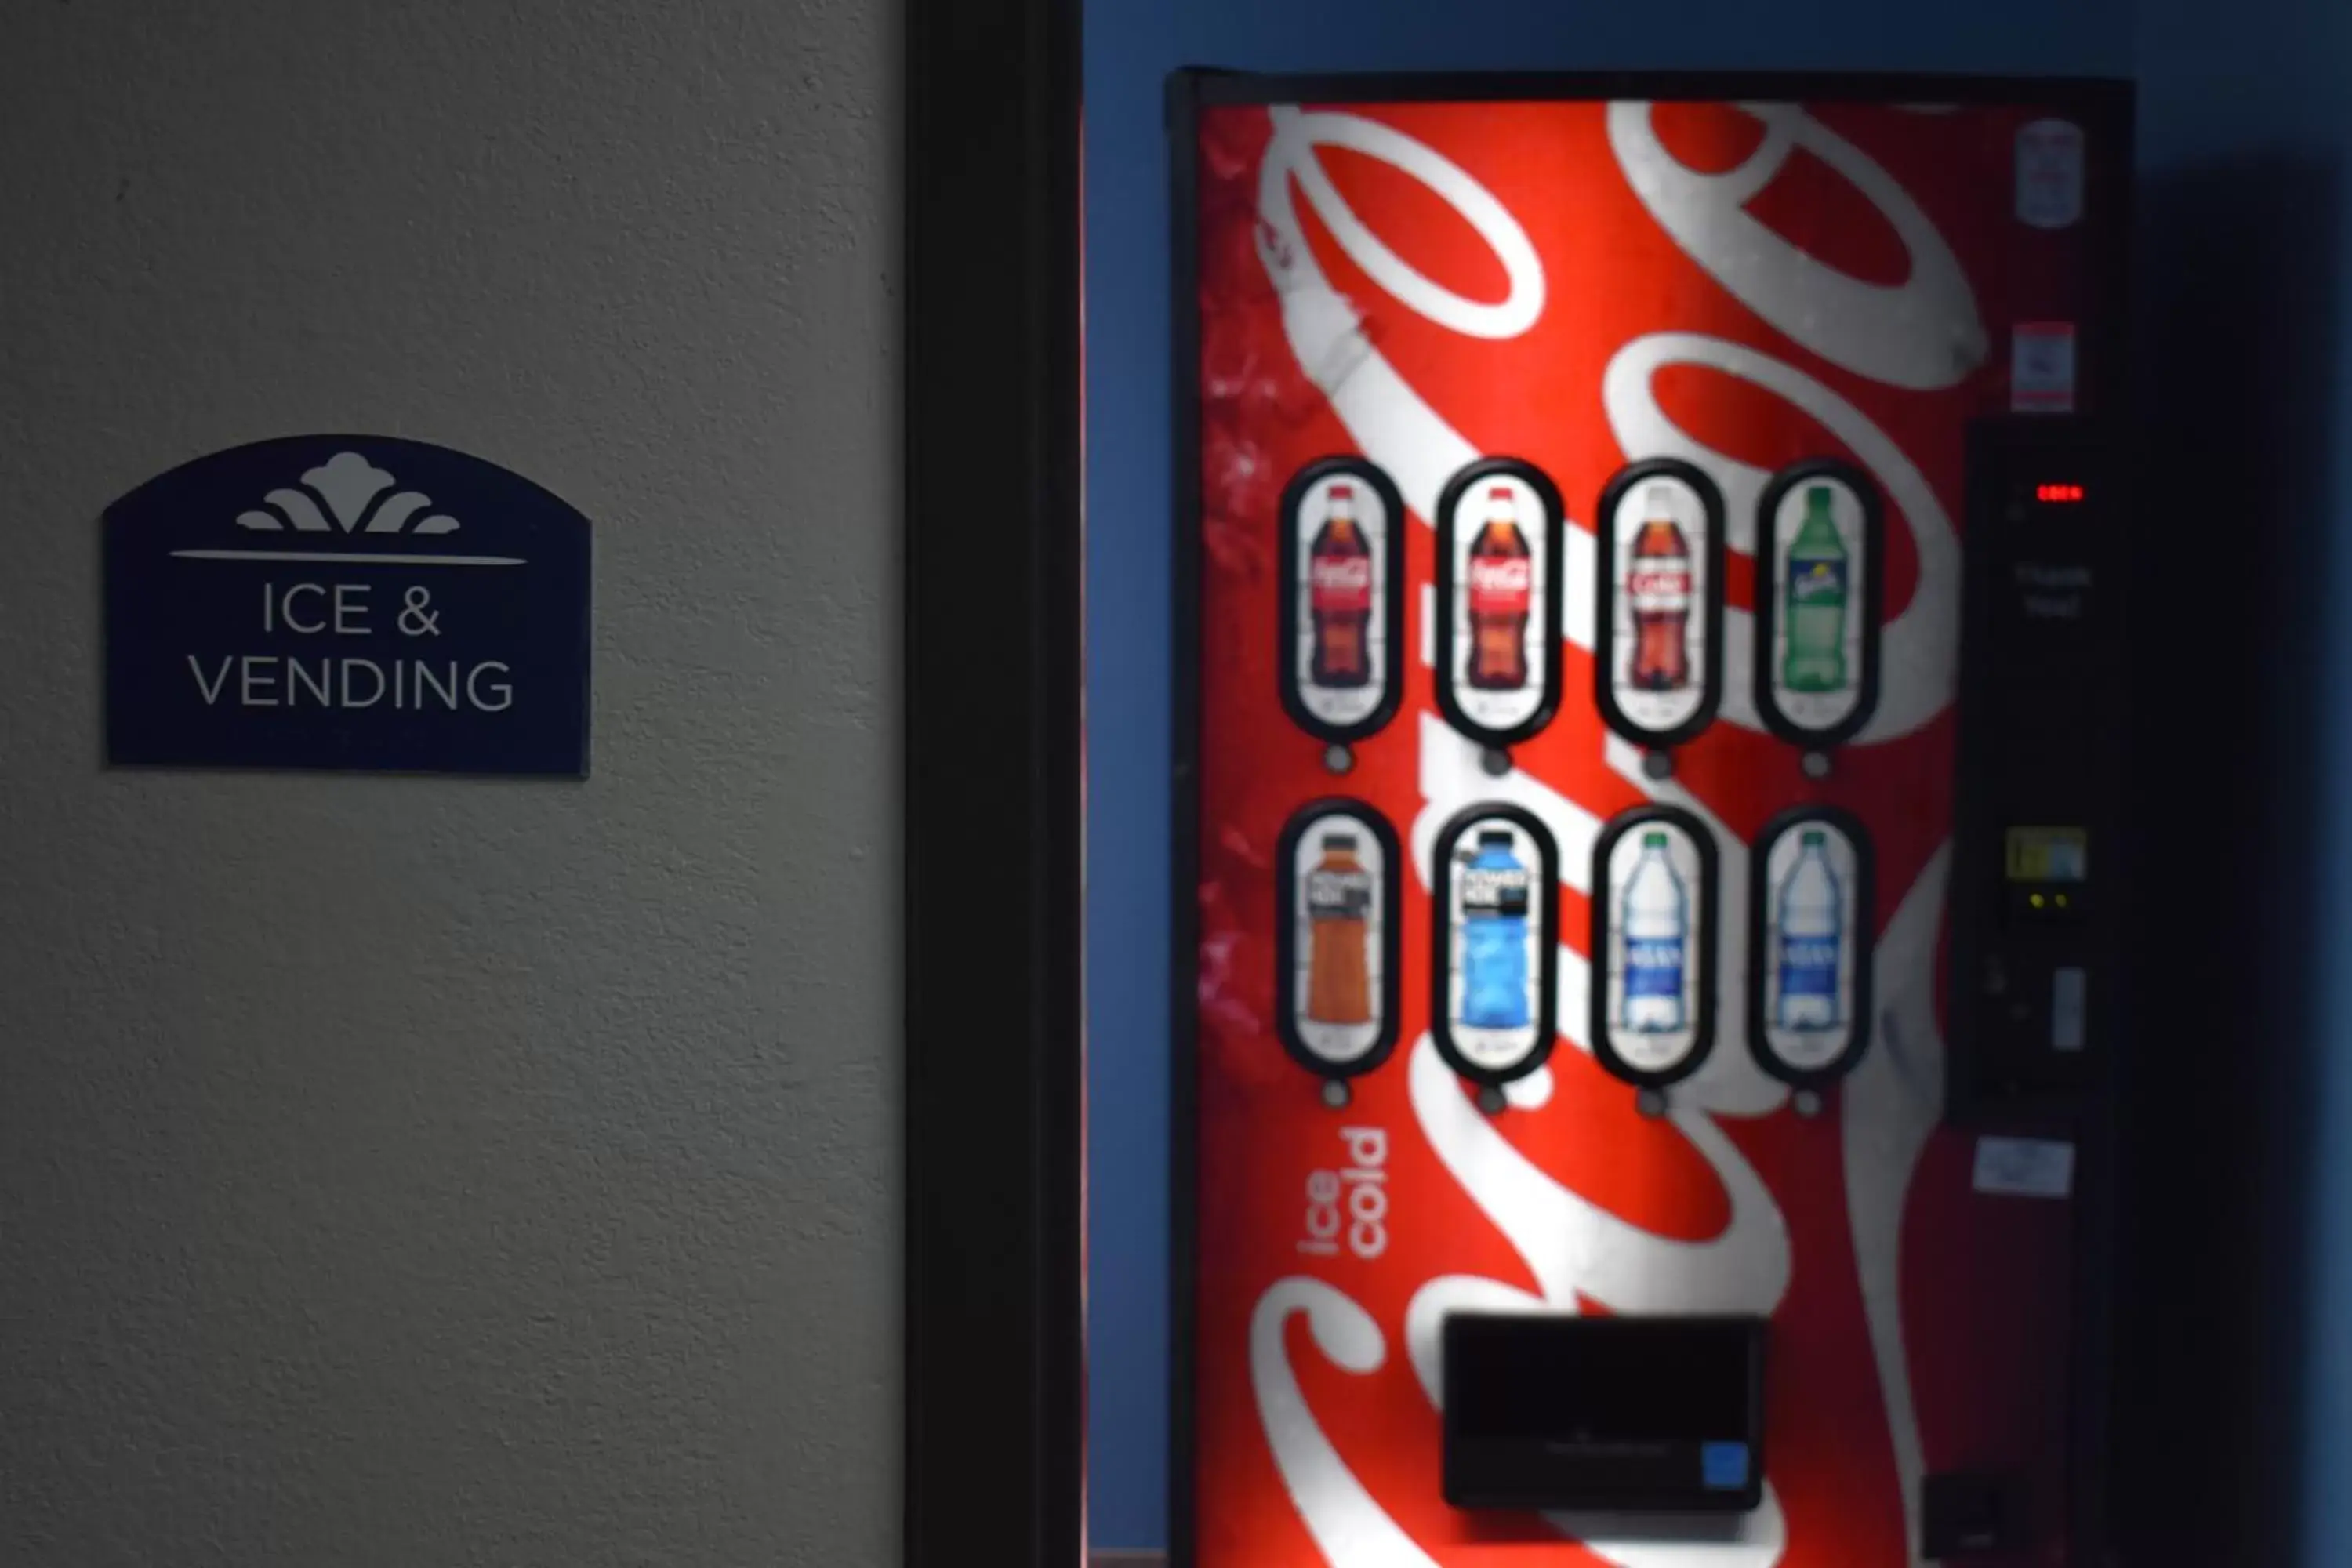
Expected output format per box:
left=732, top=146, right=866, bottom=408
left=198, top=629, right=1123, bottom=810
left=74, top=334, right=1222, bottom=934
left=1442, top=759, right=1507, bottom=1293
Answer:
left=2055, top=894, right=2070, bottom=909
left=2030, top=894, right=2046, bottom=909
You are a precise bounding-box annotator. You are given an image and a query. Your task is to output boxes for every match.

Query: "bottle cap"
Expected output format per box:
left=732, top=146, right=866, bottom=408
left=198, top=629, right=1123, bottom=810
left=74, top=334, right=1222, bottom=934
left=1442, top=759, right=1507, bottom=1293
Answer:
left=1644, top=483, right=1675, bottom=517
left=1800, top=829, right=1825, bottom=847
left=1477, top=828, right=1514, bottom=848
left=1323, top=831, right=1359, bottom=851
left=1806, top=485, right=1832, bottom=509
left=1642, top=830, right=1668, bottom=848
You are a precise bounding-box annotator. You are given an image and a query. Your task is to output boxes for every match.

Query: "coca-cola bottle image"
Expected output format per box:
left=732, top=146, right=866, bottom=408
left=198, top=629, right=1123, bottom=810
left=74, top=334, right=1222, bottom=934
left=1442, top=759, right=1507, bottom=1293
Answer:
left=1308, top=485, right=1374, bottom=688
left=1465, top=486, right=1531, bottom=690
left=1628, top=484, right=1693, bottom=691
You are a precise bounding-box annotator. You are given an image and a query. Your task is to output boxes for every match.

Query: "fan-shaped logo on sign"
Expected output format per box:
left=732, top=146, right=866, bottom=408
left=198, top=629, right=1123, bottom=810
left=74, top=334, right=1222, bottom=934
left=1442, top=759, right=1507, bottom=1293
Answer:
left=232, top=450, right=462, bottom=537
left=104, top=435, right=591, bottom=775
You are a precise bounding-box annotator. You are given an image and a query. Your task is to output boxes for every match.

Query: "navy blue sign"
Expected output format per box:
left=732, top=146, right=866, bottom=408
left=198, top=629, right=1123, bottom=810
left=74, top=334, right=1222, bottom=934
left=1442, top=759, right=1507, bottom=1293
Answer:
left=105, top=436, right=591, bottom=776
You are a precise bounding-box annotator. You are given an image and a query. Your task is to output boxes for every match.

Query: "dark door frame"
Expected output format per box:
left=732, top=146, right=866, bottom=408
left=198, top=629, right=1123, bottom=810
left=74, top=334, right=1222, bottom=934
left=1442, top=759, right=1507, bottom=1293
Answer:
left=904, top=0, right=1086, bottom=1562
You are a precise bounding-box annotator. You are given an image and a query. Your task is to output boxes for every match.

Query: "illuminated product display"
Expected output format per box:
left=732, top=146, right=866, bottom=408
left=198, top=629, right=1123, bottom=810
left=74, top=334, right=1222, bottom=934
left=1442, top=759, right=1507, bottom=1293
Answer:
left=1175, top=72, right=2129, bottom=1568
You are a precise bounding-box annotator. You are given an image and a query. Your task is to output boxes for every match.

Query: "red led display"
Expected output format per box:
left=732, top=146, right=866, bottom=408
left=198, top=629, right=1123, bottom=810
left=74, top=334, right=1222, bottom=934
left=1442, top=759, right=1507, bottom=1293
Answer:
left=2038, top=482, right=2087, bottom=503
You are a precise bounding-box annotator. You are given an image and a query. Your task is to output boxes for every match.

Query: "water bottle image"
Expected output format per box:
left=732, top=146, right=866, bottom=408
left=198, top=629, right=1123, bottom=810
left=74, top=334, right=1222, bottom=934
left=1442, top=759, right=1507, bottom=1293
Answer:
left=1621, top=831, right=1686, bottom=1032
left=1775, top=830, right=1843, bottom=1030
left=1460, top=829, right=1531, bottom=1031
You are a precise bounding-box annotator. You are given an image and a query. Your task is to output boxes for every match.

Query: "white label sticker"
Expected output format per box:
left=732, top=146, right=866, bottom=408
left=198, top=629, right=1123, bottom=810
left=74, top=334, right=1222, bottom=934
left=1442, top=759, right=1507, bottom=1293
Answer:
left=2012, top=323, right=2078, bottom=413
left=2016, top=119, right=2086, bottom=230
left=1973, top=1136, right=2076, bottom=1200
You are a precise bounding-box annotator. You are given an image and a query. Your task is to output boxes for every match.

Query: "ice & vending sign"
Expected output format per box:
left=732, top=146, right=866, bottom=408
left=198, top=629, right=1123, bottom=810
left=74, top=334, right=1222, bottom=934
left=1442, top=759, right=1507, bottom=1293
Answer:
left=104, top=435, right=592, bottom=776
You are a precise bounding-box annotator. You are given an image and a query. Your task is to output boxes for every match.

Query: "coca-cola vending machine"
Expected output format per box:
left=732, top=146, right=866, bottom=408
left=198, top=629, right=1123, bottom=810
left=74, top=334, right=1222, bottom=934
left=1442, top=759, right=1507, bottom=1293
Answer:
left=1171, top=73, right=2131, bottom=1567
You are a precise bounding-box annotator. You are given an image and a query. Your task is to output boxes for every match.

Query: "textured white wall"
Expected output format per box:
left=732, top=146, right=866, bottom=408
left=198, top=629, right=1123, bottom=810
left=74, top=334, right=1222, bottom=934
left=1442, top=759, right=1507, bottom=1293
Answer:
left=0, top=2, right=899, bottom=1563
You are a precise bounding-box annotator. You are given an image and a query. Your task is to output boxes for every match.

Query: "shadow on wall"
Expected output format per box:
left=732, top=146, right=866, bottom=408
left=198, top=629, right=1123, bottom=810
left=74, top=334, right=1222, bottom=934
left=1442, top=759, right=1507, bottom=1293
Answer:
left=2118, top=155, right=2339, bottom=1568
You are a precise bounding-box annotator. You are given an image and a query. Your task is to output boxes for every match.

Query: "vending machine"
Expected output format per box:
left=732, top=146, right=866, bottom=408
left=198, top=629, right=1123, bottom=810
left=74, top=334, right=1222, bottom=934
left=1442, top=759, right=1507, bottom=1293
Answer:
left=1170, top=73, right=2131, bottom=1566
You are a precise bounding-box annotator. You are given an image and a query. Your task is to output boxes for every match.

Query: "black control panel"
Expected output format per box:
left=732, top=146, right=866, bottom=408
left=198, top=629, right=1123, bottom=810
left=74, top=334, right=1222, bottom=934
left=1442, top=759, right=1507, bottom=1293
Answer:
left=1947, top=418, right=2122, bottom=1125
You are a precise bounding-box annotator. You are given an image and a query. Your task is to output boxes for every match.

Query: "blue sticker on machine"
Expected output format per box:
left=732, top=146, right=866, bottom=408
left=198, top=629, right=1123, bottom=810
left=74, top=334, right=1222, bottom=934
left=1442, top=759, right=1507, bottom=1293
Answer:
left=104, top=435, right=591, bottom=776
left=1700, top=1441, right=1751, bottom=1490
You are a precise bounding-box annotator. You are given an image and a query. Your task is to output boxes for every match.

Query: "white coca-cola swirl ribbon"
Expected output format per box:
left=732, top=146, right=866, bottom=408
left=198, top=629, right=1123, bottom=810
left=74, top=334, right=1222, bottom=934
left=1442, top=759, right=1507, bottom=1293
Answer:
left=1250, top=1278, right=1444, bottom=1568
left=1606, top=102, right=1987, bottom=391
left=1272, top=108, right=1546, bottom=340
left=1600, top=332, right=1960, bottom=744
left=1408, top=713, right=1599, bottom=893
left=1258, top=106, right=1601, bottom=659
left=1406, top=1033, right=1790, bottom=1318
left=1546, top=1497, right=1790, bottom=1568
left=1838, top=844, right=1952, bottom=1566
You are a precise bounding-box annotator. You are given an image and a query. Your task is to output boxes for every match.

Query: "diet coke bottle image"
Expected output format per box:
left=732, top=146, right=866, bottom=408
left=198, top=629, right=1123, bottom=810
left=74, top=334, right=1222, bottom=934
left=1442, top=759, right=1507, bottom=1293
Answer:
left=1628, top=485, right=1693, bottom=691
left=1465, top=487, right=1531, bottom=690
left=1307, top=485, right=1373, bottom=689
left=1596, top=460, right=1723, bottom=748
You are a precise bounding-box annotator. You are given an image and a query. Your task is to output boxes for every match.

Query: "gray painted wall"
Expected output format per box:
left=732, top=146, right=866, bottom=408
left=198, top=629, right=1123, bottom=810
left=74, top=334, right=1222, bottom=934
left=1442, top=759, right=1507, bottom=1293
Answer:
left=0, top=3, right=899, bottom=1564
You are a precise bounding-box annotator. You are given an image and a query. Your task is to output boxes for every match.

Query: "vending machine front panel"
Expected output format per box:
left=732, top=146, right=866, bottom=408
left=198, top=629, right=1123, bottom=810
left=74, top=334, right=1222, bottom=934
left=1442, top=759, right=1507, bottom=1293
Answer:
left=1172, top=71, right=2129, bottom=1568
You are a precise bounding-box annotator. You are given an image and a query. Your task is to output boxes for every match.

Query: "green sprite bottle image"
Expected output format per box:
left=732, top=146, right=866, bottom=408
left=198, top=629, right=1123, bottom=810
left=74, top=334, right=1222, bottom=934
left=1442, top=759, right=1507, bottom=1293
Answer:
left=1781, top=485, right=1849, bottom=693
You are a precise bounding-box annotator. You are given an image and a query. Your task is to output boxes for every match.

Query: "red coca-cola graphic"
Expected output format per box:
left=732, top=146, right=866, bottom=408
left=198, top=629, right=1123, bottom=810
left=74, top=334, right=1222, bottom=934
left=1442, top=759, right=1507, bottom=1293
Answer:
left=1628, top=485, right=1692, bottom=691
left=1181, top=85, right=2121, bottom=1568
left=1465, top=487, right=1530, bottom=690
left=1308, top=484, right=1374, bottom=688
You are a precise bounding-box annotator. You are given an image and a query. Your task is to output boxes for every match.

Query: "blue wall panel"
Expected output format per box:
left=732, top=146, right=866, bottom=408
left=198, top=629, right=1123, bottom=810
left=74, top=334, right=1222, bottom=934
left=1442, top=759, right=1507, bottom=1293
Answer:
left=2132, top=6, right=2351, bottom=1563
